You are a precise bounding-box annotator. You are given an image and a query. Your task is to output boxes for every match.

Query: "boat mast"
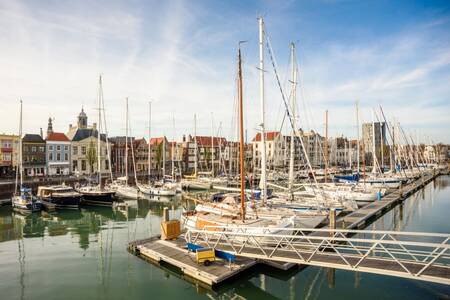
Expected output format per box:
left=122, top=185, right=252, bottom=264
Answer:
left=172, top=114, right=175, bottom=179
left=99, top=76, right=113, bottom=183
left=97, top=75, right=102, bottom=188
left=288, top=42, right=296, bottom=200
left=324, top=110, right=329, bottom=182
left=194, top=114, right=198, bottom=177
left=371, top=110, right=377, bottom=174
left=258, top=17, right=267, bottom=205
left=238, top=43, right=246, bottom=221
left=17, top=99, right=23, bottom=193
left=148, top=101, right=152, bottom=184
left=211, top=112, right=214, bottom=177
left=125, top=97, right=129, bottom=186
left=356, top=100, right=360, bottom=174
left=380, top=118, right=384, bottom=171
left=162, top=136, right=166, bottom=178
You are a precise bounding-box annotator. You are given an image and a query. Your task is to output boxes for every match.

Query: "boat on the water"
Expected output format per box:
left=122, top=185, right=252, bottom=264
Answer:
left=77, top=185, right=116, bottom=206
left=12, top=188, right=42, bottom=214
left=37, top=185, right=82, bottom=209
left=11, top=100, right=42, bottom=214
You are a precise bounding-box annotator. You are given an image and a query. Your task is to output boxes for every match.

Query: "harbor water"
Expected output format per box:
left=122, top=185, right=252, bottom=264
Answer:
left=0, top=177, right=449, bottom=299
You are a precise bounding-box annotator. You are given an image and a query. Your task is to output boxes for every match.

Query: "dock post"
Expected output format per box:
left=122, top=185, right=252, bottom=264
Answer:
left=329, top=208, right=336, bottom=238
left=399, top=182, right=403, bottom=198
left=163, top=207, right=169, bottom=222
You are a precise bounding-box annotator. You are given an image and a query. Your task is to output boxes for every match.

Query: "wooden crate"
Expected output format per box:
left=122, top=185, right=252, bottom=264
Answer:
left=161, top=220, right=181, bottom=240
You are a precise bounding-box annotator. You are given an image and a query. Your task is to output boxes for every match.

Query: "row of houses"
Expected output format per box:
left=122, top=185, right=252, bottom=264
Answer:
left=0, top=108, right=448, bottom=178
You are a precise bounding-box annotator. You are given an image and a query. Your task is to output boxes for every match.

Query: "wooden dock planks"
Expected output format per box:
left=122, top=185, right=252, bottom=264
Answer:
left=131, top=237, right=257, bottom=286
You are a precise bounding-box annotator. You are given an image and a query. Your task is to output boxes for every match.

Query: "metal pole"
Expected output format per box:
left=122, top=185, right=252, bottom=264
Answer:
left=258, top=17, right=267, bottom=205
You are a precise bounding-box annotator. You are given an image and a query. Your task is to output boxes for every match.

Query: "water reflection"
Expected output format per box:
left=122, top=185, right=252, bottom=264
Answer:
left=0, top=178, right=449, bottom=299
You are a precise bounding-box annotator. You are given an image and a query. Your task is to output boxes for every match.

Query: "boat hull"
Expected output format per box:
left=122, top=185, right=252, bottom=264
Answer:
left=40, top=195, right=81, bottom=209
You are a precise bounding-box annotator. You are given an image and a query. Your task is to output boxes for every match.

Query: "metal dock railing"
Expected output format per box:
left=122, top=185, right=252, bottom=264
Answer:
left=185, top=226, right=450, bottom=285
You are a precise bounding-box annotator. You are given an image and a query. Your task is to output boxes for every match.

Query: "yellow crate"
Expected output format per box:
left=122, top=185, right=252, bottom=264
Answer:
left=160, top=220, right=181, bottom=240
left=196, top=248, right=215, bottom=266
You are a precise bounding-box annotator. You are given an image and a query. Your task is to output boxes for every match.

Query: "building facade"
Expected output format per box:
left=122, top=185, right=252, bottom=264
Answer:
left=22, top=134, right=46, bottom=176
left=0, top=134, right=19, bottom=176
left=46, top=132, right=71, bottom=175
left=67, top=108, right=110, bottom=176
left=362, top=122, right=387, bottom=165
left=252, top=131, right=284, bottom=169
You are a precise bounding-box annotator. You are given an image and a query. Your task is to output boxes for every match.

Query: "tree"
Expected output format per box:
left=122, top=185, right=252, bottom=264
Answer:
left=155, top=142, right=163, bottom=170
left=86, top=139, right=97, bottom=174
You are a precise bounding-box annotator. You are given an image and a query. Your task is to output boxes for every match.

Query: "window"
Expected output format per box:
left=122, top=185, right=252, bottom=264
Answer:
left=64, top=145, right=69, bottom=151
left=49, top=153, right=53, bottom=161
left=72, top=160, right=77, bottom=171
left=73, top=146, right=78, bottom=155
left=32, top=146, right=36, bottom=152
left=2, top=153, right=11, bottom=161
left=39, top=146, right=45, bottom=152
left=57, top=145, right=61, bottom=151
left=81, top=160, right=86, bottom=171
left=105, top=160, right=109, bottom=170
left=56, top=153, right=61, bottom=161
left=49, top=145, right=53, bottom=151
left=64, top=153, right=68, bottom=161
left=81, top=146, right=86, bottom=155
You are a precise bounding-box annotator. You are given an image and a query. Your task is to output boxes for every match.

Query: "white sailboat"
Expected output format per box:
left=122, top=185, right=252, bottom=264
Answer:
left=114, top=98, right=140, bottom=199
left=11, top=100, right=42, bottom=213
left=138, top=102, right=177, bottom=196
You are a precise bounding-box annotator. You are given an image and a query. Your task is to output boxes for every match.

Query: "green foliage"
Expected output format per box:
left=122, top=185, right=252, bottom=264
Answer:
left=86, top=140, right=97, bottom=174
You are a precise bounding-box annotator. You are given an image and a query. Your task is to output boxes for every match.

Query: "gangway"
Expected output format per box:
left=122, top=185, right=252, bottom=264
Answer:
left=185, top=226, right=450, bottom=285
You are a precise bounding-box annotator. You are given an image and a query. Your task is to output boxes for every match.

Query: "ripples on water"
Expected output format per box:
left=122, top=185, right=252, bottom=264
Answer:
left=0, top=178, right=450, bottom=299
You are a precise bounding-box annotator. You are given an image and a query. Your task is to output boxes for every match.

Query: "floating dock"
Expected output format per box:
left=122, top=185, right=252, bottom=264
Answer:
left=128, top=236, right=258, bottom=286
left=129, top=171, right=445, bottom=287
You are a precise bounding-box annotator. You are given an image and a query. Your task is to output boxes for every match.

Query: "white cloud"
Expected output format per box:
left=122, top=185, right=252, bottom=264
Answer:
left=0, top=0, right=448, bottom=144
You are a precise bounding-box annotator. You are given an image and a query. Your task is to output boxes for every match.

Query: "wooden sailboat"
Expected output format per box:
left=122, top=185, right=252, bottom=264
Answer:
left=181, top=40, right=327, bottom=235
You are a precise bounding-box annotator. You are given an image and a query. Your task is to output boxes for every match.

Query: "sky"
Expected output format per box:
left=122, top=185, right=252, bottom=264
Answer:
left=0, top=0, right=449, bottom=143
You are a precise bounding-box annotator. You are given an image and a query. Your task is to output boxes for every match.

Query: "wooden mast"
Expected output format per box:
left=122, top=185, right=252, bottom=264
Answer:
left=238, top=43, right=246, bottom=221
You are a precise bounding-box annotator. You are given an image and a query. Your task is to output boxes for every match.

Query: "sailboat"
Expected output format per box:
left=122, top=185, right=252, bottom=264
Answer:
left=181, top=115, right=212, bottom=190
left=77, top=75, right=116, bottom=205
left=114, top=98, right=140, bottom=199
left=138, top=102, right=176, bottom=196
left=11, top=100, right=42, bottom=214
left=182, top=36, right=311, bottom=236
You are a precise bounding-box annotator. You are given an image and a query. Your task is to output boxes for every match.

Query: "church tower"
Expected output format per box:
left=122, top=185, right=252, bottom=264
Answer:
left=78, top=107, right=88, bottom=129
left=47, top=117, right=53, bottom=137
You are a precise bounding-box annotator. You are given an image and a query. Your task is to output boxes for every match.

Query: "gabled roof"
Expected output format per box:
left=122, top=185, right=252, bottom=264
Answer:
left=22, top=134, right=45, bottom=143
left=71, top=128, right=107, bottom=142
left=109, top=136, right=134, bottom=146
left=252, top=131, right=280, bottom=142
left=134, top=138, right=147, bottom=148
left=150, top=137, right=167, bottom=146
left=46, top=132, right=70, bottom=142
left=194, top=136, right=227, bottom=146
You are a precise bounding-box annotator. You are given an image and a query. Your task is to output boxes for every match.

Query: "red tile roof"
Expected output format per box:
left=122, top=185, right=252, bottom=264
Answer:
left=46, top=132, right=70, bottom=142
left=252, top=131, right=280, bottom=142
left=194, top=136, right=227, bottom=146
left=149, top=137, right=166, bottom=146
